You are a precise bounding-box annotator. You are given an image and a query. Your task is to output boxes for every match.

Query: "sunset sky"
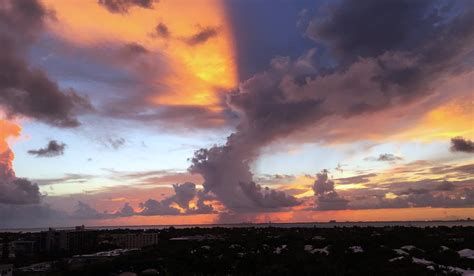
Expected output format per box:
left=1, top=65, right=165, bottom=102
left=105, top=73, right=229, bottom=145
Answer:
left=0, top=0, right=473, bottom=228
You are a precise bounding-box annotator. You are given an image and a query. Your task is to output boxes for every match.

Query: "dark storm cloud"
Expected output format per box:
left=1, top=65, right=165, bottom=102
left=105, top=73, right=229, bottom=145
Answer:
left=224, top=0, right=317, bottom=80
left=306, top=0, right=434, bottom=63
left=450, top=137, right=474, bottom=153
left=185, top=27, right=218, bottom=46
left=98, top=0, right=158, bottom=13
left=0, top=0, right=91, bottom=128
left=28, top=140, right=66, bottom=157
left=188, top=0, right=474, bottom=215
left=306, top=0, right=474, bottom=91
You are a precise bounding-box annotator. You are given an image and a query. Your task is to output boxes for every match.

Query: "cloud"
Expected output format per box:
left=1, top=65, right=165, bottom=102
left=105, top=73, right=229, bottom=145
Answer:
left=155, top=22, right=170, bottom=38
left=451, top=137, right=474, bottom=153
left=349, top=188, right=474, bottom=210
left=239, top=181, right=300, bottom=209
left=33, top=173, right=93, bottom=186
left=105, top=169, right=203, bottom=186
left=312, top=170, right=348, bottom=210
left=0, top=177, right=42, bottom=205
left=0, top=149, right=42, bottom=205
left=187, top=0, right=473, bottom=216
left=306, top=0, right=472, bottom=69
left=185, top=26, right=219, bottom=46
left=336, top=173, right=377, bottom=185
left=429, top=163, right=474, bottom=177
left=0, top=203, right=65, bottom=228
left=106, top=137, right=126, bottom=150
left=28, top=140, right=66, bottom=157
left=73, top=201, right=108, bottom=219
left=63, top=183, right=214, bottom=219
left=98, top=0, right=158, bottom=14
left=0, top=0, right=91, bottom=127
left=435, top=180, right=455, bottom=192
left=365, top=154, right=403, bottom=162
left=190, top=145, right=299, bottom=212
left=118, top=43, right=149, bottom=59
left=139, top=182, right=214, bottom=216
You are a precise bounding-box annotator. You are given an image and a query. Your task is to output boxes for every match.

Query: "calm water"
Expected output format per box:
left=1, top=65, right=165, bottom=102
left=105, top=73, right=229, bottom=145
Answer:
left=2, top=220, right=473, bottom=233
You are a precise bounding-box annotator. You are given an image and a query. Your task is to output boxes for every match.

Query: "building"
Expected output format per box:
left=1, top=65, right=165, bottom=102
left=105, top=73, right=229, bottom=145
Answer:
left=11, top=240, right=36, bottom=256
left=110, top=233, right=159, bottom=249
left=0, top=264, right=13, bottom=276
left=38, top=227, right=98, bottom=254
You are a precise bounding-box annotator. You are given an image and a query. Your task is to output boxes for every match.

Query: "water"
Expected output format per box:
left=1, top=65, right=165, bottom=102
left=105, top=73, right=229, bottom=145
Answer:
left=1, top=220, right=473, bottom=233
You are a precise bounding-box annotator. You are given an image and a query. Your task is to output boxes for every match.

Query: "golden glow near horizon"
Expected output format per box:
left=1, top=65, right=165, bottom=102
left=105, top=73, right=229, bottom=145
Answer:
left=396, top=99, right=474, bottom=142
left=41, top=0, right=237, bottom=109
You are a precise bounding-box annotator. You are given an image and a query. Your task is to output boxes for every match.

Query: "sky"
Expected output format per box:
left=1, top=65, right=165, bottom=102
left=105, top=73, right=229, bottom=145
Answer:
left=0, top=0, right=473, bottom=228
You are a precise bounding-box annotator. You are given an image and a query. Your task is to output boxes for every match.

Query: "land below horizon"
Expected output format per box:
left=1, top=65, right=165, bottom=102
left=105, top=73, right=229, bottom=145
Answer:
left=1, top=226, right=473, bottom=275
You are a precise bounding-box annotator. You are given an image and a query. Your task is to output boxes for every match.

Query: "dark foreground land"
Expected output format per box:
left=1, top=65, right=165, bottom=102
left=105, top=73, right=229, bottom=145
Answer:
left=2, top=226, right=474, bottom=275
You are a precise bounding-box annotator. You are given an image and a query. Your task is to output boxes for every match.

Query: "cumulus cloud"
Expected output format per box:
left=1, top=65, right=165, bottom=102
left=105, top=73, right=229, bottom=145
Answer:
left=0, top=177, right=41, bottom=205
left=73, top=201, right=108, bottom=219
left=28, top=140, right=66, bottom=157
left=0, top=149, right=41, bottom=205
left=187, top=0, right=473, bottom=216
left=450, top=137, right=474, bottom=153
left=190, top=146, right=299, bottom=212
left=0, top=0, right=91, bottom=127
left=139, top=182, right=214, bottom=216
left=312, top=170, right=348, bottom=210
left=98, top=0, right=158, bottom=13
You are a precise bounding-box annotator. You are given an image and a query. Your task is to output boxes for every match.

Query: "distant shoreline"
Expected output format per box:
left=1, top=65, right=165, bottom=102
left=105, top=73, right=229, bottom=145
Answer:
left=1, top=219, right=473, bottom=233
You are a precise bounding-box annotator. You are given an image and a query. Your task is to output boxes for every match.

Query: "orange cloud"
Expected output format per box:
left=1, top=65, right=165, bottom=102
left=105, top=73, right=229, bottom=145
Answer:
left=0, top=119, right=21, bottom=179
left=41, top=0, right=237, bottom=110
left=0, top=119, right=21, bottom=153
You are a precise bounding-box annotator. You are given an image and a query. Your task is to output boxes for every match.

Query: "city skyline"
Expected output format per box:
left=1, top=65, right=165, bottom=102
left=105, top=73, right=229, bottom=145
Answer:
left=0, top=0, right=473, bottom=228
